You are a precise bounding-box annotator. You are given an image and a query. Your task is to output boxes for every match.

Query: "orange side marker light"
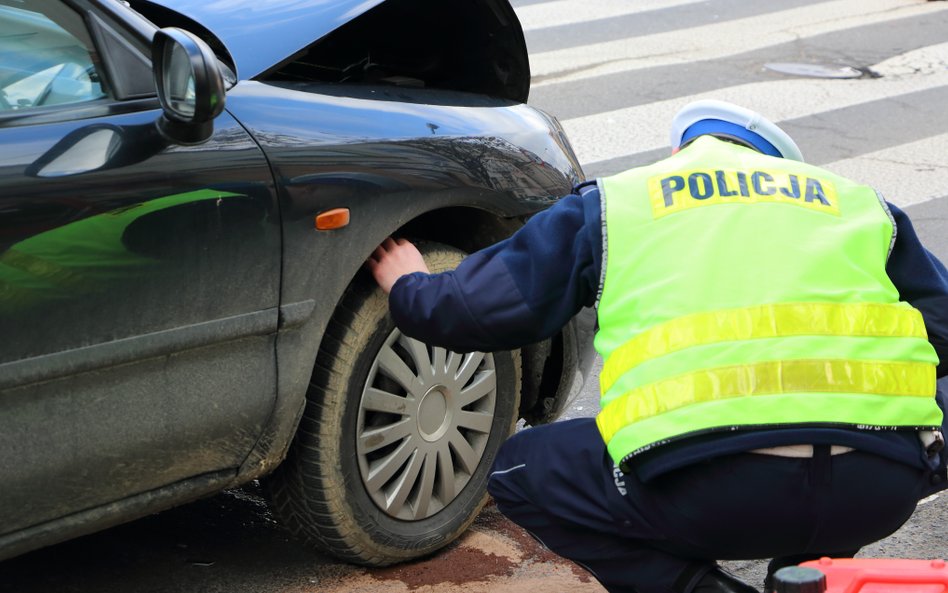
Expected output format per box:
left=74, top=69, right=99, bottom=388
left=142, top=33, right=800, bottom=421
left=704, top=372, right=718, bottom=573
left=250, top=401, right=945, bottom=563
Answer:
left=315, top=208, right=350, bottom=230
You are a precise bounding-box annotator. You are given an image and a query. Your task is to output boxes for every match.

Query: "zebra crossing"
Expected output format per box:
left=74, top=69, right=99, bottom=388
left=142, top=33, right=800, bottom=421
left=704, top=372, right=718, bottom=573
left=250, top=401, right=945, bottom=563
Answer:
left=512, top=0, right=948, bottom=218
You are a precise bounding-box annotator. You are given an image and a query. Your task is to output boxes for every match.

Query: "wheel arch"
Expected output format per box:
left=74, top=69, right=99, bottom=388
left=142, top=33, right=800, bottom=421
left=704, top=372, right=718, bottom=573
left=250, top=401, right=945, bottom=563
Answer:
left=236, top=203, right=574, bottom=484
left=394, top=206, right=576, bottom=425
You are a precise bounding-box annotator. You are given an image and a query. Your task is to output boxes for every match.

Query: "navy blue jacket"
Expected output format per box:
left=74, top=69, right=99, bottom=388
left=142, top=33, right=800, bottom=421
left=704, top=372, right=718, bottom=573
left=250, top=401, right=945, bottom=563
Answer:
left=390, top=181, right=948, bottom=481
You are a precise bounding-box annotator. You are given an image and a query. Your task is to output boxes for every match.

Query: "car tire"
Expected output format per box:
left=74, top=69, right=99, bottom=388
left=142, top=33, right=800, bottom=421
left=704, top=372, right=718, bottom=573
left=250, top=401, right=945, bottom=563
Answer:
left=266, top=241, right=521, bottom=566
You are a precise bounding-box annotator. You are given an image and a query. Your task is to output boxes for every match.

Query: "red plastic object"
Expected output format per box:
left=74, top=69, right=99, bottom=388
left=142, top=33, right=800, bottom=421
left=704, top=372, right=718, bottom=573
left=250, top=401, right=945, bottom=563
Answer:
left=800, top=558, right=948, bottom=593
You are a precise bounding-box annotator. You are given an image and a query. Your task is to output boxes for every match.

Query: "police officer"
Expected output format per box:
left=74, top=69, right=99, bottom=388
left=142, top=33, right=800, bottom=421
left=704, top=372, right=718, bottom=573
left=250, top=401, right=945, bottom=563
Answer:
left=366, top=100, right=948, bottom=593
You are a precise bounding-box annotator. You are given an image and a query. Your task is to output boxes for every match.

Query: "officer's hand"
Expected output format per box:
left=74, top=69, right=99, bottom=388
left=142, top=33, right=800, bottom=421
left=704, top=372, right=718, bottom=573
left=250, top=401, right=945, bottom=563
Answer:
left=366, top=237, right=429, bottom=294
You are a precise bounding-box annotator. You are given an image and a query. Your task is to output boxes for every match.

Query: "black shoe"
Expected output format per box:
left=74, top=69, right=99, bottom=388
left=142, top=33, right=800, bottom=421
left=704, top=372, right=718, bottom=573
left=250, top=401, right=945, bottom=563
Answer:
left=691, top=566, right=761, bottom=593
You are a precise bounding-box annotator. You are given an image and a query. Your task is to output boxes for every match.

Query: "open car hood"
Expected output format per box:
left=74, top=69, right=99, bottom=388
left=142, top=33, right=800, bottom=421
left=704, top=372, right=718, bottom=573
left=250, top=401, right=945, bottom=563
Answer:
left=142, top=0, right=387, bottom=80
left=139, top=0, right=529, bottom=101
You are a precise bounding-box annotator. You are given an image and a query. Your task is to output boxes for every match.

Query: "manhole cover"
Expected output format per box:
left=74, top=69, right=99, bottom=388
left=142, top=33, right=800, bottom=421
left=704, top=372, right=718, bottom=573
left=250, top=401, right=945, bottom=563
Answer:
left=764, top=62, right=864, bottom=79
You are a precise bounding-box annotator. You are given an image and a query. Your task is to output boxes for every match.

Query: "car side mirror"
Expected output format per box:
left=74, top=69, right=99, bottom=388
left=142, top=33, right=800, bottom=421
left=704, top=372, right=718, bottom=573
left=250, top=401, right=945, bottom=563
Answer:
left=152, top=27, right=225, bottom=144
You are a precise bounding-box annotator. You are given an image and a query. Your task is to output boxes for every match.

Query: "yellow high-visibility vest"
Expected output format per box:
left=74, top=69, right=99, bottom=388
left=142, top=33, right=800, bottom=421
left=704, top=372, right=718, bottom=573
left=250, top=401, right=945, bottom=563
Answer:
left=595, top=136, right=940, bottom=469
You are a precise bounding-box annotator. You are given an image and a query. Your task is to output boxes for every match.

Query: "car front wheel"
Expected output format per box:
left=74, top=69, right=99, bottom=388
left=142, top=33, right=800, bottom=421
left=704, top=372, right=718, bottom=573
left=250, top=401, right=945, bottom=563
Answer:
left=267, top=242, right=521, bottom=565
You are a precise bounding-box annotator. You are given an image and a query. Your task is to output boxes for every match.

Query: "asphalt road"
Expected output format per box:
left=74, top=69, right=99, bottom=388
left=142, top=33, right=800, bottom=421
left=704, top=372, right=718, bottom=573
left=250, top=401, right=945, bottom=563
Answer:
left=3, top=0, right=948, bottom=591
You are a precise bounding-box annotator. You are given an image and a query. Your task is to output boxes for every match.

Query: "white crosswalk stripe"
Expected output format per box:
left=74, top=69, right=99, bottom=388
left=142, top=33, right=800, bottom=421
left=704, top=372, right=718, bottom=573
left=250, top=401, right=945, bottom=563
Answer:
left=560, top=43, right=948, bottom=169
left=529, top=0, right=948, bottom=86
left=825, top=133, right=948, bottom=209
left=515, top=0, right=705, bottom=32
left=515, top=0, right=948, bottom=205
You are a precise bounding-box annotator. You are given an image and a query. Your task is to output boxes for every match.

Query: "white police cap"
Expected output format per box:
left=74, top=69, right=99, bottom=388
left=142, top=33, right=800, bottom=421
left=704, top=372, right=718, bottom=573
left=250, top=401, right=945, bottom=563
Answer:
left=669, top=100, right=804, bottom=162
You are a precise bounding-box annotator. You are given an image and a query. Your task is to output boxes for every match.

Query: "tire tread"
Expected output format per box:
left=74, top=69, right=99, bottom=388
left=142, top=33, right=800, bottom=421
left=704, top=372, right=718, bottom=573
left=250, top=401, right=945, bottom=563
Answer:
left=265, top=244, right=520, bottom=566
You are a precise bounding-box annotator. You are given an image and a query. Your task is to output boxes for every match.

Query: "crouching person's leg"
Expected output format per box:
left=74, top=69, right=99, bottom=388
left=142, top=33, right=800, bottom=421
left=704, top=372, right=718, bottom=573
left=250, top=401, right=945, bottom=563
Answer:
left=487, top=418, right=716, bottom=593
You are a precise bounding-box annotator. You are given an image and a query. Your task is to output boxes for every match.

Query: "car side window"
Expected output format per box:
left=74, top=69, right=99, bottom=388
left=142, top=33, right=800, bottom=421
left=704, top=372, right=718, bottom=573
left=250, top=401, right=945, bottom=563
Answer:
left=0, top=0, right=108, bottom=112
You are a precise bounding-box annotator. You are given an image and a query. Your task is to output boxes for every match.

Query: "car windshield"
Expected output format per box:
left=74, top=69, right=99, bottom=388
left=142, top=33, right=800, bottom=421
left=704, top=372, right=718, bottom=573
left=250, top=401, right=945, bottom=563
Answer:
left=0, top=1, right=107, bottom=111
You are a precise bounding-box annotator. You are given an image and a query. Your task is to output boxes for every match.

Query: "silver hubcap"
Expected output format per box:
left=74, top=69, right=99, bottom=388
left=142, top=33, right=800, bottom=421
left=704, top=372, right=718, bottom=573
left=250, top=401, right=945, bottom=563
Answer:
left=357, top=330, right=497, bottom=520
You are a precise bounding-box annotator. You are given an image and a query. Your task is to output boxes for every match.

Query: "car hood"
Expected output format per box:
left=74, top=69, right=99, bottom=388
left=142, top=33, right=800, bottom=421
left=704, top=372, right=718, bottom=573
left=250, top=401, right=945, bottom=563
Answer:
left=142, top=0, right=389, bottom=80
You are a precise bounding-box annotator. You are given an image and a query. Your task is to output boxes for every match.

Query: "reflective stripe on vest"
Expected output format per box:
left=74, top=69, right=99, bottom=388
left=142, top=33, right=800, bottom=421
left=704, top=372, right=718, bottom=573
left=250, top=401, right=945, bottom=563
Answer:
left=593, top=136, right=941, bottom=467
left=599, top=302, right=929, bottom=395
left=598, top=359, right=938, bottom=448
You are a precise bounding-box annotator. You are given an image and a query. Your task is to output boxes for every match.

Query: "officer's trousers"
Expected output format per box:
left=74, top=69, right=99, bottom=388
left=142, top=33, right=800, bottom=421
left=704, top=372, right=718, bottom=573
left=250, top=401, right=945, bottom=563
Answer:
left=486, top=418, right=929, bottom=593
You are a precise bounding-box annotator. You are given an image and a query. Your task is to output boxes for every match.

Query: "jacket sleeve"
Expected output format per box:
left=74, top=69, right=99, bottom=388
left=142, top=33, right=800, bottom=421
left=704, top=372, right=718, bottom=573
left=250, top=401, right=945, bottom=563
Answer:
left=886, top=203, right=948, bottom=378
left=389, top=183, right=603, bottom=353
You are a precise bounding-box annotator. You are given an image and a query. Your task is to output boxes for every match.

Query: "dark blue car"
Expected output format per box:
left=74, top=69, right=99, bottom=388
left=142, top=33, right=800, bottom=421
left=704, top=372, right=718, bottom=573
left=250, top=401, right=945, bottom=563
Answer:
left=0, top=0, right=595, bottom=566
